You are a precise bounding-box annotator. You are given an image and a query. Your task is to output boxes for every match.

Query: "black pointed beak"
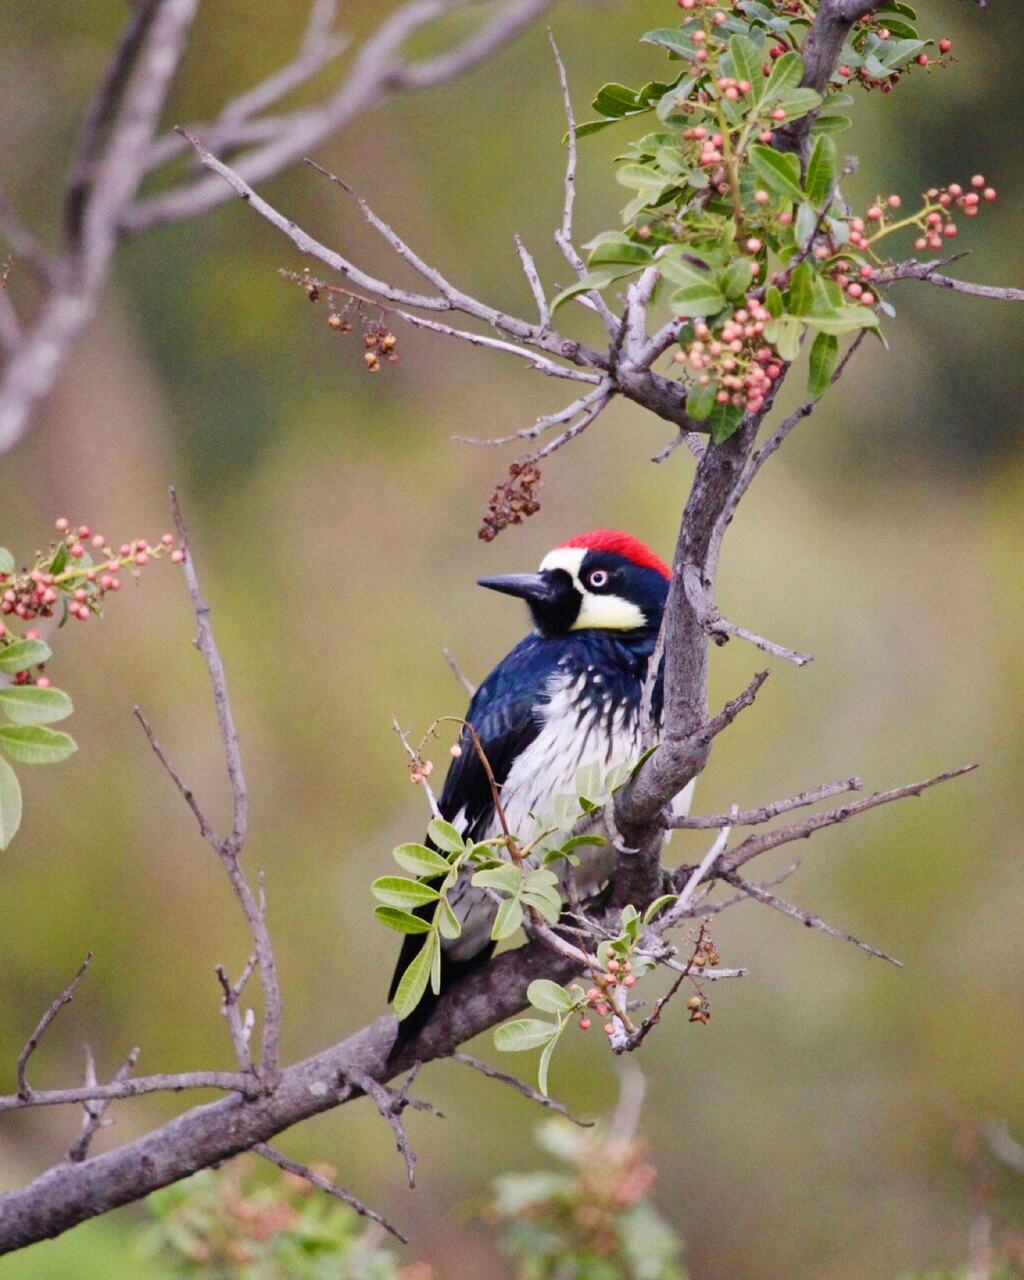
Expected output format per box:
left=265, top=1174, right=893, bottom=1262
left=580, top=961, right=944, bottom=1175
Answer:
left=477, top=572, right=559, bottom=604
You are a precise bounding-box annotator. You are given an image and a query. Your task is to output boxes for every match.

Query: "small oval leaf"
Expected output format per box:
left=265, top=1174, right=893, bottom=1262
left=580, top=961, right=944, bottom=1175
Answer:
left=494, top=1018, right=558, bottom=1053
left=0, top=639, right=53, bottom=675
left=373, top=906, right=432, bottom=934
left=0, top=686, right=73, bottom=726
left=0, top=725, right=77, bottom=765
left=392, top=842, right=451, bottom=876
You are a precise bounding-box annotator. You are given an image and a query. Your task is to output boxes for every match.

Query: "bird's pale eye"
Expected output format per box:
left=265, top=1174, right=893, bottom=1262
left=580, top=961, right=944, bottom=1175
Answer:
left=587, top=569, right=609, bottom=590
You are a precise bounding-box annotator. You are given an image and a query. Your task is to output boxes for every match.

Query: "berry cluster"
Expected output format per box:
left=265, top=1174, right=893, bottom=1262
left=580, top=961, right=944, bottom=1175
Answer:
left=675, top=298, right=781, bottom=415
left=0, top=518, right=183, bottom=682
left=571, top=957, right=639, bottom=1037
left=326, top=308, right=399, bottom=374
left=478, top=461, right=542, bottom=542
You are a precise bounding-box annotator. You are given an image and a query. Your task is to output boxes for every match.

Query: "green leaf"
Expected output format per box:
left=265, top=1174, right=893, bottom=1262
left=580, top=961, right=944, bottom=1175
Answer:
left=0, top=686, right=73, bottom=726
left=0, top=548, right=14, bottom=575
left=471, top=864, right=522, bottom=895
left=430, top=928, right=443, bottom=994
left=371, top=875, right=440, bottom=909
left=0, top=639, right=53, bottom=675
left=593, top=82, right=642, bottom=116
left=0, top=755, right=22, bottom=850
left=803, top=305, right=879, bottom=335
left=807, top=331, right=840, bottom=397
left=537, top=1031, right=560, bottom=1097
left=392, top=842, right=452, bottom=876
left=586, top=233, right=653, bottom=267
left=729, top=34, right=762, bottom=89
left=749, top=145, right=804, bottom=203
left=560, top=834, right=607, bottom=852
left=709, top=400, right=745, bottom=444
left=788, top=261, right=815, bottom=316
left=764, top=315, right=804, bottom=361
left=426, top=818, right=464, bottom=853
left=641, top=28, right=696, bottom=59
left=373, top=905, right=433, bottom=934
left=436, top=895, right=462, bottom=940
left=720, top=257, right=755, bottom=300
left=685, top=380, right=718, bottom=422
left=669, top=283, right=727, bottom=319
left=659, top=253, right=715, bottom=290
left=643, top=894, right=678, bottom=925
left=766, top=285, right=784, bottom=318
left=49, top=542, right=68, bottom=575
left=550, top=268, right=636, bottom=313
left=392, top=932, right=437, bottom=1020
left=494, top=1018, right=557, bottom=1052
left=491, top=895, right=524, bottom=941
left=0, top=725, right=76, bottom=765
left=527, top=979, right=576, bottom=1014
left=762, top=51, right=804, bottom=103
left=811, top=113, right=852, bottom=134
left=521, top=886, right=562, bottom=924
left=769, top=87, right=822, bottom=123
left=806, top=133, right=837, bottom=207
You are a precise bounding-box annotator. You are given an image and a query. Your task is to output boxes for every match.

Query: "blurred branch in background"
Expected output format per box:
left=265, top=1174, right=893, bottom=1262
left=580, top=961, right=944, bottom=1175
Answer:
left=0, top=0, right=555, bottom=457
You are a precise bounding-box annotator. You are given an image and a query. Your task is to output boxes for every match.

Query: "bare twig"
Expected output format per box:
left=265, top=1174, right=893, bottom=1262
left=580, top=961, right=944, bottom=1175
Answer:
left=703, top=669, right=770, bottom=743
left=67, top=1046, right=141, bottom=1163
left=215, top=961, right=258, bottom=1078
left=253, top=1143, right=406, bottom=1242
left=683, top=564, right=812, bottom=667
left=16, top=956, right=92, bottom=1100
left=723, top=872, right=901, bottom=965
left=442, top=648, right=476, bottom=698
left=668, top=777, right=862, bottom=828
left=452, top=1053, right=592, bottom=1125
left=876, top=259, right=1024, bottom=302
left=720, top=764, right=978, bottom=875
left=515, top=235, right=550, bottom=328
left=0, top=1070, right=252, bottom=1115
left=135, top=489, right=281, bottom=1085
left=344, top=1065, right=440, bottom=1188
left=548, top=33, right=618, bottom=338
left=454, top=383, right=610, bottom=447
left=657, top=819, right=735, bottom=935
left=392, top=715, right=443, bottom=819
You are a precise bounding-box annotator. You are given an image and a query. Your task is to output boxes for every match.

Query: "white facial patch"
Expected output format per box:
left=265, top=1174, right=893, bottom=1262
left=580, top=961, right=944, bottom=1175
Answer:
left=539, top=546, right=647, bottom=632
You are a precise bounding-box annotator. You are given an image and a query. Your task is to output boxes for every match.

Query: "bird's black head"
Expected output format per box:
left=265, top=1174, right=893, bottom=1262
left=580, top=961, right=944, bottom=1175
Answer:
left=478, top=530, right=671, bottom=638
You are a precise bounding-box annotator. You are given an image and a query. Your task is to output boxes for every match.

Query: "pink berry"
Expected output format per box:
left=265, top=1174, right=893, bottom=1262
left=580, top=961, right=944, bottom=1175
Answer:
left=135, top=552, right=149, bottom=567
left=161, top=533, right=175, bottom=546
left=983, top=187, right=996, bottom=202
left=578, top=1017, right=591, bottom=1031
left=71, top=543, right=85, bottom=558
left=939, top=39, right=952, bottom=54
left=36, top=677, right=50, bottom=689
left=971, top=174, right=985, bottom=188
left=55, top=518, right=69, bottom=532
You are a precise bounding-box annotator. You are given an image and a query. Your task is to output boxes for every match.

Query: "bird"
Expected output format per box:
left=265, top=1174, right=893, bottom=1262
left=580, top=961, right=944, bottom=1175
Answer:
left=388, top=529, right=694, bottom=1039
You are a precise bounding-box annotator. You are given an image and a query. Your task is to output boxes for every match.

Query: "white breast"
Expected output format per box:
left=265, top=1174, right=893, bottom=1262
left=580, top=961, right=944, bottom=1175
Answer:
left=443, top=671, right=694, bottom=961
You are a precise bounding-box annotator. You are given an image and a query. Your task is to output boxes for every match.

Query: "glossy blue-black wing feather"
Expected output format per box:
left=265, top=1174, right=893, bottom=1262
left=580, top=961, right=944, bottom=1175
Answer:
left=387, top=635, right=562, bottom=1012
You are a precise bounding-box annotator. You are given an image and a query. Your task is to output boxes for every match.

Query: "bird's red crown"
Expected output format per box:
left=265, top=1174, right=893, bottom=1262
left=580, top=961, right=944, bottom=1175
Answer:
left=559, top=530, right=670, bottom=580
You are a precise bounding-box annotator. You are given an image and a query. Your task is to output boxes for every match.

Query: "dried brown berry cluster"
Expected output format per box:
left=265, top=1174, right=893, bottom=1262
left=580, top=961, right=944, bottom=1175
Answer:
left=478, top=462, right=542, bottom=542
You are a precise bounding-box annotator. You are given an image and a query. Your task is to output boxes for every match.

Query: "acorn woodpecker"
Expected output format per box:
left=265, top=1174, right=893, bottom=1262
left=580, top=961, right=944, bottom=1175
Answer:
left=388, top=529, right=694, bottom=1029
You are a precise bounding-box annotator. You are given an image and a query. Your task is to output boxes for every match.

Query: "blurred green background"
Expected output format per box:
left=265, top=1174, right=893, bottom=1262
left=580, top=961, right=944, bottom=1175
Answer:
left=0, top=1, right=1021, bottom=1276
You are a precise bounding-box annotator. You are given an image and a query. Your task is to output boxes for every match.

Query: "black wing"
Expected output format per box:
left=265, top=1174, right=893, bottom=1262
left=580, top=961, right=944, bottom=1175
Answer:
left=387, top=634, right=562, bottom=1007
left=437, top=633, right=564, bottom=841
